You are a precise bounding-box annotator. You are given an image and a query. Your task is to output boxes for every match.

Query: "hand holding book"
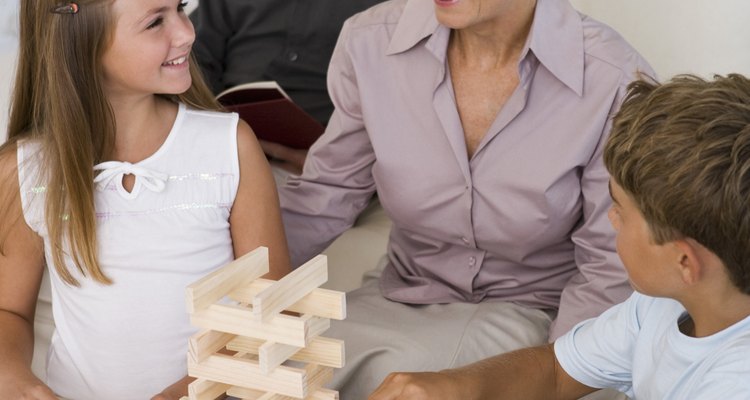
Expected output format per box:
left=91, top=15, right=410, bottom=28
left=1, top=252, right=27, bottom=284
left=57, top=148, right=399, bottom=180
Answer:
left=217, top=81, right=325, bottom=150
left=259, top=140, right=307, bottom=175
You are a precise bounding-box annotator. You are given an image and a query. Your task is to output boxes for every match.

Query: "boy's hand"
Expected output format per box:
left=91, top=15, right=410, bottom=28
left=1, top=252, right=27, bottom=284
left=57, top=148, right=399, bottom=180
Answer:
left=259, top=140, right=308, bottom=175
left=150, top=375, right=195, bottom=400
left=368, top=371, right=471, bottom=400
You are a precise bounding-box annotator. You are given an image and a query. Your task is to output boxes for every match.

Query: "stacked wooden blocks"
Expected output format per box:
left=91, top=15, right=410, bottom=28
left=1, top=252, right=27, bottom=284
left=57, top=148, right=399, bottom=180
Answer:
left=181, top=247, right=346, bottom=400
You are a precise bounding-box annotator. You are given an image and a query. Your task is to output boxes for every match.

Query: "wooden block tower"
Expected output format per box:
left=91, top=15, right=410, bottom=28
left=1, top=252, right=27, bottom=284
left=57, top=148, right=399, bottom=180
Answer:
left=181, top=247, right=346, bottom=400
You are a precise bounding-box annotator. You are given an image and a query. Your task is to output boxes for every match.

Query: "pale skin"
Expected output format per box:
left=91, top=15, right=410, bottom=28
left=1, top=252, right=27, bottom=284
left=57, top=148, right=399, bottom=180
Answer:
left=0, top=0, right=290, bottom=398
left=444, top=0, right=536, bottom=158
left=259, top=0, right=535, bottom=170
left=369, top=180, right=750, bottom=399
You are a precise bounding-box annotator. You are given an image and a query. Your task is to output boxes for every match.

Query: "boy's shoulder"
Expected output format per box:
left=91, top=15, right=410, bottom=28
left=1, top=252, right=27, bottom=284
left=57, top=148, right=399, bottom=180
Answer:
left=674, top=333, right=750, bottom=397
left=626, top=292, right=683, bottom=325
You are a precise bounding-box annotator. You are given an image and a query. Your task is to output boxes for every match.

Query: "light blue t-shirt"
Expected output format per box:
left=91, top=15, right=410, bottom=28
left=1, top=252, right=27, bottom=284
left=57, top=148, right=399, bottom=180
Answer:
left=555, top=292, right=750, bottom=399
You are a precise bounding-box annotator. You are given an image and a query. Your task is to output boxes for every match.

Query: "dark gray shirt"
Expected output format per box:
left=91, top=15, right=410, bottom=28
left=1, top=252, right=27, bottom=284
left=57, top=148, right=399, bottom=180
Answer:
left=191, top=0, right=385, bottom=125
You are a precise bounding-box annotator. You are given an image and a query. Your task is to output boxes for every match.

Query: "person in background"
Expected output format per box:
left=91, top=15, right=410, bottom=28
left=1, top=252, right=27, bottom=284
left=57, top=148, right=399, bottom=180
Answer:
left=191, top=0, right=385, bottom=173
left=279, top=0, right=653, bottom=398
left=0, top=0, right=290, bottom=398
left=369, top=73, right=750, bottom=400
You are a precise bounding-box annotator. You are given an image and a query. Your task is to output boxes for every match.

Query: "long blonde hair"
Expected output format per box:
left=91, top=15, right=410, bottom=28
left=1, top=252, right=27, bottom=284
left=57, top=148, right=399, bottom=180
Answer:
left=1, top=0, right=219, bottom=285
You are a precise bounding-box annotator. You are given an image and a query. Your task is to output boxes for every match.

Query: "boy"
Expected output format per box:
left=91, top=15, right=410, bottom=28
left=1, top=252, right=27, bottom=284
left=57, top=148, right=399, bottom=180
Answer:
left=368, top=74, right=750, bottom=399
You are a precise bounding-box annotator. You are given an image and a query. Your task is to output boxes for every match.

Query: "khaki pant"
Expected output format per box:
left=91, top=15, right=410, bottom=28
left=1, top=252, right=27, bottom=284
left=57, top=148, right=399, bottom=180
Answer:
left=327, top=263, right=546, bottom=398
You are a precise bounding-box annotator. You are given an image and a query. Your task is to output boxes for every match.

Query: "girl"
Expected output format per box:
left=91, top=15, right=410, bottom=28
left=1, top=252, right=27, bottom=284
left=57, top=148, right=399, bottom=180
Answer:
left=0, top=0, right=291, bottom=399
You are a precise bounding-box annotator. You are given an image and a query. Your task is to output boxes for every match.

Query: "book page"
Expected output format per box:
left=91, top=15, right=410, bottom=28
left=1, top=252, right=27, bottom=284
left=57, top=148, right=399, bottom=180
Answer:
left=216, top=81, right=291, bottom=101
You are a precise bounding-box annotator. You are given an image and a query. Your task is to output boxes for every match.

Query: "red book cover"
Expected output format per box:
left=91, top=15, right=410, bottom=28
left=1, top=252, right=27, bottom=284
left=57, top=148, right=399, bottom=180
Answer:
left=217, top=81, right=325, bottom=149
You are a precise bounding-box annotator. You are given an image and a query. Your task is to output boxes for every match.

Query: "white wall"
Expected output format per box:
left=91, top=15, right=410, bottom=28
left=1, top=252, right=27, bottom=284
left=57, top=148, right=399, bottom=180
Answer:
left=570, top=0, right=750, bottom=79
left=186, top=0, right=199, bottom=15
left=0, top=0, right=19, bottom=143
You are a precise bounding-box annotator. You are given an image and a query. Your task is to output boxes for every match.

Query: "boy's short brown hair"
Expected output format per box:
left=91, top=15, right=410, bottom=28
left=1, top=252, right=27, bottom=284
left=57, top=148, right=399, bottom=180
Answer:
left=604, top=74, right=750, bottom=293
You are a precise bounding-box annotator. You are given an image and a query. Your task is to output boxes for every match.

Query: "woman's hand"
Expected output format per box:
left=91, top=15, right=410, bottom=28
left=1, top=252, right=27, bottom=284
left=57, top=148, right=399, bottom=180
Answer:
left=259, top=140, right=308, bottom=175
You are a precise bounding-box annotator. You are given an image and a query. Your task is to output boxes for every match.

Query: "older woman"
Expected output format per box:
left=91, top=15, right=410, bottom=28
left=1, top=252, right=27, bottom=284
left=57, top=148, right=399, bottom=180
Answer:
left=280, top=0, right=652, bottom=397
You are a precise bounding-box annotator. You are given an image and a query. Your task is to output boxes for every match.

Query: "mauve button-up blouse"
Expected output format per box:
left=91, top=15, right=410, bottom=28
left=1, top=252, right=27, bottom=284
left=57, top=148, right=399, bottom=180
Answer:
left=280, top=0, right=654, bottom=338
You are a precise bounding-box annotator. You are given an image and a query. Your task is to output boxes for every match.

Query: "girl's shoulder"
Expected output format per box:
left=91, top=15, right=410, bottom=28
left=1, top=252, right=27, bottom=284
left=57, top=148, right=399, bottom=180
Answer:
left=174, top=103, right=240, bottom=147
left=0, top=140, right=21, bottom=216
left=0, top=136, right=45, bottom=205
left=181, top=104, right=237, bottom=121
left=0, top=138, right=25, bottom=187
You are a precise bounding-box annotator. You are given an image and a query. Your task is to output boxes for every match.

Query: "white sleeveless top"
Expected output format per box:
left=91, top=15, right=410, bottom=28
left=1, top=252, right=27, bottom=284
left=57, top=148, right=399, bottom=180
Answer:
left=18, top=103, right=240, bottom=400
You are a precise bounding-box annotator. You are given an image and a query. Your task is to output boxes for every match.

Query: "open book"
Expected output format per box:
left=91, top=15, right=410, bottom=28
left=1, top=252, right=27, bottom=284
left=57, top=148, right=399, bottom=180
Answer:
left=217, top=81, right=325, bottom=149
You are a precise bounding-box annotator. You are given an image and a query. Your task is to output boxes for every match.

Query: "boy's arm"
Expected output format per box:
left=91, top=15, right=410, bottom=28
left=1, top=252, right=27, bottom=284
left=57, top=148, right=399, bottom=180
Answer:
left=0, top=147, right=55, bottom=399
left=371, top=293, right=641, bottom=400
left=368, top=344, right=596, bottom=400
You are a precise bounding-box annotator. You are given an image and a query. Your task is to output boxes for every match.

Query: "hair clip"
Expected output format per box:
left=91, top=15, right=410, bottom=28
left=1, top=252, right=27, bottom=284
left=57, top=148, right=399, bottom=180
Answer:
left=51, top=2, right=79, bottom=14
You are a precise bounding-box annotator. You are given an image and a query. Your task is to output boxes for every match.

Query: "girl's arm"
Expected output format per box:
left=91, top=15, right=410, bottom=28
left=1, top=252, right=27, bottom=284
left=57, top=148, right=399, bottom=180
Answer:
left=230, top=119, right=292, bottom=280
left=0, top=147, right=55, bottom=399
left=153, top=120, right=291, bottom=400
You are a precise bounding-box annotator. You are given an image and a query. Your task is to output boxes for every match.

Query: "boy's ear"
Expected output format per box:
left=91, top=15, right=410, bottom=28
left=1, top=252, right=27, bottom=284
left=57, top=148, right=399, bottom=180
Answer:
left=672, top=239, right=703, bottom=286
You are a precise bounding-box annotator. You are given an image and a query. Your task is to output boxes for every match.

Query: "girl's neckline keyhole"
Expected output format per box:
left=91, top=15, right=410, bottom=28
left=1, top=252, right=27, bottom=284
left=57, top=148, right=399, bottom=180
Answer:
left=121, top=174, right=136, bottom=193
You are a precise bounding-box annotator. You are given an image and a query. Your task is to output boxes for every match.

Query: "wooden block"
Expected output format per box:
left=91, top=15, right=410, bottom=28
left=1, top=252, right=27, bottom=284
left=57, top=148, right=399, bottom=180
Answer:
left=187, top=378, right=230, bottom=400
left=253, top=255, right=329, bottom=322
left=309, top=389, right=339, bottom=400
left=226, top=336, right=344, bottom=369
left=293, top=337, right=345, bottom=369
left=225, top=386, right=289, bottom=399
left=226, top=384, right=338, bottom=400
left=227, top=386, right=339, bottom=400
left=191, top=304, right=329, bottom=347
left=224, top=385, right=264, bottom=399
left=188, top=329, right=235, bottom=363
left=259, top=341, right=300, bottom=375
left=230, top=280, right=346, bottom=320
left=305, top=314, right=331, bottom=345
left=188, top=353, right=307, bottom=398
left=186, top=247, right=269, bottom=314
left=303, top=364, right=333, bottom=398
